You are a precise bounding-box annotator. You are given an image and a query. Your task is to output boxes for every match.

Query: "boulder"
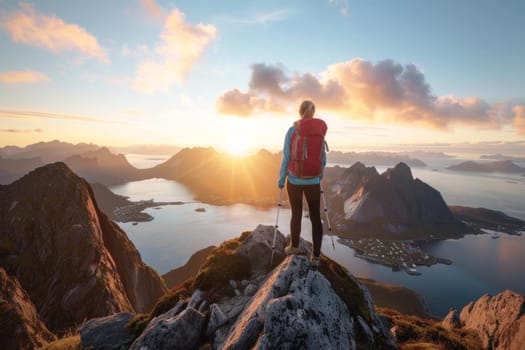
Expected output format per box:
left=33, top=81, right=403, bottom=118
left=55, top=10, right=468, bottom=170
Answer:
left=235, top=224, right=286, bottom=270
left=206, top=303, right=229, bottom=337
left=80, top=312, right=134, bottom=350
left=130, top=307, right=205, bottom=350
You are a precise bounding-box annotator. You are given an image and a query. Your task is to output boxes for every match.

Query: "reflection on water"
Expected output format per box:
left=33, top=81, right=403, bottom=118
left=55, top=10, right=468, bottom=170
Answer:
left=111, top=160, right=525, bottom=317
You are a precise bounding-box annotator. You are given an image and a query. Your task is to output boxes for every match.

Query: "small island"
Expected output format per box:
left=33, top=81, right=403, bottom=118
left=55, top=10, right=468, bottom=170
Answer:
left=113, top=199, right=185, bottom=223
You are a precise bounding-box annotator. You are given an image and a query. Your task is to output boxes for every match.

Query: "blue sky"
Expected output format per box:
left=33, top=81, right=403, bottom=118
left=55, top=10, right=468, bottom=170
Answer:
left=0, top=0, right=524, bottom=155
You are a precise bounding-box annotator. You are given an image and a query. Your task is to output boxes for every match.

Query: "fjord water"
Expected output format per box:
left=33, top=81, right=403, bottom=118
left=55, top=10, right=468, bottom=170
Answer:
left=111, top=158, right=525, bottom=317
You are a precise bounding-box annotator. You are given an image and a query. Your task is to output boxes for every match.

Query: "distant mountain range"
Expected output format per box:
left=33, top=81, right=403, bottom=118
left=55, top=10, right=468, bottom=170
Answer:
left=0, top=141, right=142, bottom=185
left=327, top=150, right=427, bottom=166
left=480, top=153, right=525, bottom=162
left=447, top=160, right=525, bottom=174
left=1, top=139, right=100, bottom=163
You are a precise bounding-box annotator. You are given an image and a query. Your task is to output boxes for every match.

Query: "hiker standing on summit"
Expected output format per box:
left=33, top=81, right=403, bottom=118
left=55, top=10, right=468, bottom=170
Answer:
left=278, top=100, right=327, bottom=268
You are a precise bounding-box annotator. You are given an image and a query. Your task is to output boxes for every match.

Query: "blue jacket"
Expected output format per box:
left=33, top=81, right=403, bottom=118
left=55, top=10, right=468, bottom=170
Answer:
left=278, top=125, right=327, bottom=188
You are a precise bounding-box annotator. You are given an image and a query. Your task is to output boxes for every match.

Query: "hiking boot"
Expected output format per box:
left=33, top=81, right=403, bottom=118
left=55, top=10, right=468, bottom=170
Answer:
left=310, top=255, right=320, bottom=270
left=284, top=245, right=305, bottom=256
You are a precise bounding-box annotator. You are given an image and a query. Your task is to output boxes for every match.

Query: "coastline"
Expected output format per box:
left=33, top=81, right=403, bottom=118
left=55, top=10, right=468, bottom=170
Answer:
left=339, top=237, right=453, bottom=276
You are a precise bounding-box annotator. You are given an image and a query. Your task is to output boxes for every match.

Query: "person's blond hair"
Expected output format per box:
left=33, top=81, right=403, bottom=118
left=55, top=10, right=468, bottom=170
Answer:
left=299, top=100, right=315, bottom=119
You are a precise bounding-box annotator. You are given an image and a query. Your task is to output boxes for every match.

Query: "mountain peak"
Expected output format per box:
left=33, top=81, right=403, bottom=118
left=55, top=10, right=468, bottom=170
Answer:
left=0, top=163, right=166, bottom=332
left=334, top=162, right=462, bottom=237
left=383, top=162, right=413, bottom=180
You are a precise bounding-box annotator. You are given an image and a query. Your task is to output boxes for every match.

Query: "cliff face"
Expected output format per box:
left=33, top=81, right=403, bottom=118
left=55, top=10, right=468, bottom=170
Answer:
left=443, top=290, right=525, bottom=350
left=0, top=268, right=56, bottom=350
left=330, top=162, right=464, bottom=237
left=0, top=162, right=166, bottom=332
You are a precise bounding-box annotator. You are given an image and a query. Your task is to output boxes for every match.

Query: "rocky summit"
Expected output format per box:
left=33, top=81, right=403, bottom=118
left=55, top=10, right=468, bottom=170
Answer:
left=0, top=162, right=166, bottom=333
left=81, top=225, right=398, bottom=350
left=329, top=162, right=465, bottom=237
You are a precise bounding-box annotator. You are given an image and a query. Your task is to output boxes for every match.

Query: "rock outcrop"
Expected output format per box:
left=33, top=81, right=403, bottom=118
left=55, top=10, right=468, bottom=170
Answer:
left=0, top=268, right=56, bottom=350
left=0, top=162, right=166, bottom=332
left=443, top=290, right=525, bottom=350
left=330, top=162, right=465, bottom=237
left=80, top=312, right=135, bottom=350
left=83, top=225, right=397, bottom=349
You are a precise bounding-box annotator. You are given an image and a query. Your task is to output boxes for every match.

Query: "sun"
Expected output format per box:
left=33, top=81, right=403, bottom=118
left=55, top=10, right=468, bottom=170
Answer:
left=225, top=139, right=249, bottom=157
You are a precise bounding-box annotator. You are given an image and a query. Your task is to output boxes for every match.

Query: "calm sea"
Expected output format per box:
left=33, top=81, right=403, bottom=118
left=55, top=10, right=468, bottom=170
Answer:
left=111, top=156, right=525, bottom=317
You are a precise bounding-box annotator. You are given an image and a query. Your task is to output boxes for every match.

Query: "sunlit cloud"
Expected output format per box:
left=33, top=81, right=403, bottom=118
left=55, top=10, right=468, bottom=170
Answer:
left=217, top=59, right=523, bottom=133
left=512, top=105, right=525, bottom=134
left=0, top=69, right=50, bottom=84
left=1, top=3, right=109, bottom=63
left=0, top=109, right=121, bottom=124
left=139, top=0, right=166, bottom=21
left=0, top=128, right=43, bottom=133
left=216, top=89, right=264, bottom=117
left=132, top=8, right=217, bottom=93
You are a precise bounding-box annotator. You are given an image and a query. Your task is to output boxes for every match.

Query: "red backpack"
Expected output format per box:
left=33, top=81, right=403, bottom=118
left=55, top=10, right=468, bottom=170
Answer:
left=288, top=118, right=327, bottom=179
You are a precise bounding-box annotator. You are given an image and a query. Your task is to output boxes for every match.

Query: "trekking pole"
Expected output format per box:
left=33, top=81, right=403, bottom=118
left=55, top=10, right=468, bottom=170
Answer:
left=270, top=188, right=283, bottom=267
left=320, top=184, right=335, bottom=251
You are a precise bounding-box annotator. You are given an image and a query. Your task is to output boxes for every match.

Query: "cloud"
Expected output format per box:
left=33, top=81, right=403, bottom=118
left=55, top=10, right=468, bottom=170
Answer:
left=512, top=105, right=525, bottom=134
left=0, top=128, right=43, bottom=133
left=139, top=0, right=166, bottom=21
left=1, top=3, right=109, bottom=63
left=216, top=89, right=263, bottom=116
left=216, top=59, right=522, bottom=132
left=0, top=109, right=121, bottom=124
left=132, top=8, right=217, bottom=93
left=0, top=69, right=50, bottom=84
left=217, top=63, right=346, bottom=116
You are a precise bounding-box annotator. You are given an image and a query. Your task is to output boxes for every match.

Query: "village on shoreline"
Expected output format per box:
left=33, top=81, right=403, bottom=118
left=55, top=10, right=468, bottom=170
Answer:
left=338, top=237, right=453, bottom=275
